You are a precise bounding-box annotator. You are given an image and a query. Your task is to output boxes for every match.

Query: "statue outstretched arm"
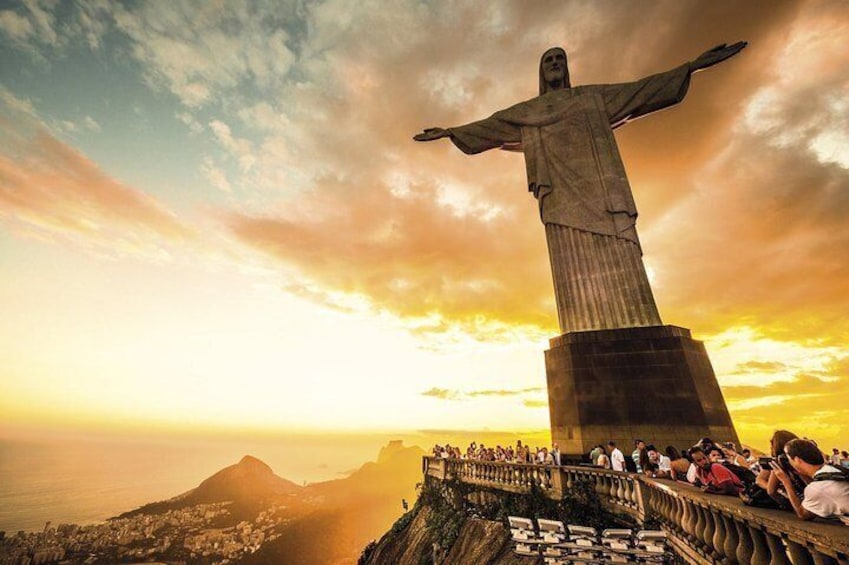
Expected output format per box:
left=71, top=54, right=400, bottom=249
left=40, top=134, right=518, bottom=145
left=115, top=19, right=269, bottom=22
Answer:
left=603, top=40, right=746, bottom=128
left=413, top=128, right=450, bottom=142
left=413, top=117, right=521, bottom=155
left=689, top=42, right=747, bottom=73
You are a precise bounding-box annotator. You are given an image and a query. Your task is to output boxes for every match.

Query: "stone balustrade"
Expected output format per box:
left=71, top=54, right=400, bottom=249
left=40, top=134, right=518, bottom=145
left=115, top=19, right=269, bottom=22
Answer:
left=557, top=464, right=645, bottom=521
left=423, top=457, right=849, bottom=564
left=443, top=457, right=555, bottom=492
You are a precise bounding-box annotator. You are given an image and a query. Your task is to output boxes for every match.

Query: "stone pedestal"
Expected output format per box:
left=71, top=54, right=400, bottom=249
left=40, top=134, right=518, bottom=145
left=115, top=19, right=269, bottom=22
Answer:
left=545, top=325, right=739, bottom=457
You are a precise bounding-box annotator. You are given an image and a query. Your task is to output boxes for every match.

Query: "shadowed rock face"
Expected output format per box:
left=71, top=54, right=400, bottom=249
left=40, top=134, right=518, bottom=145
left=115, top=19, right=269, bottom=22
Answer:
left=444, top=518, right=530, bottom=565
left=365, top=508, right=436, bottom=565
left=364, top=507, right=529, bottom=565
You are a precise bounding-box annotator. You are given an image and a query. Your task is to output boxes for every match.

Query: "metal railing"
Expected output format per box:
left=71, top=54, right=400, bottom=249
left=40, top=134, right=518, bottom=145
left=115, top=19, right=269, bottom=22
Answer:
left=423, top=457, right=849, bottom=564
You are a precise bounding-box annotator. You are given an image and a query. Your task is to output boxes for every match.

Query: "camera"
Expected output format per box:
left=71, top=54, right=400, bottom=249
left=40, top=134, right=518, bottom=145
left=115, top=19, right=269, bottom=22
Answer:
left=758, top=456, right=773, bottom=467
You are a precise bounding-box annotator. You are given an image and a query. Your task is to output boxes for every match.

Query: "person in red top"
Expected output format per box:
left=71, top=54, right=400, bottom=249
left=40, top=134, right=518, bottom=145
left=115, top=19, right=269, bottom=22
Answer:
left=689, top=446, right=744, bottom=495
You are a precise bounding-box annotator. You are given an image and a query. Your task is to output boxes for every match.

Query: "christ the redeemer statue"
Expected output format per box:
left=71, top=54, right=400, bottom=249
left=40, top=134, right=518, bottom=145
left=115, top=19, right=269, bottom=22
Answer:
left=415, top=43, right=746, bottom=334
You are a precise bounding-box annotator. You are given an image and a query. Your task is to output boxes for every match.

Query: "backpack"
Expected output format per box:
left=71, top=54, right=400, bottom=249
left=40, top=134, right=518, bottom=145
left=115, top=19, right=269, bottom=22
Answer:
left=813, top=465, right=849, bottom=482
left=721, top=461, right=757, bottom=485
left=740, top=483, right=783, bottom=509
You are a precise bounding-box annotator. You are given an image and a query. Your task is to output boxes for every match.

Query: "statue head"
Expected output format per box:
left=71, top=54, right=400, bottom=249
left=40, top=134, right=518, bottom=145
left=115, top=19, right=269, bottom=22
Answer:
left=539, top=47, right=570, bottom=95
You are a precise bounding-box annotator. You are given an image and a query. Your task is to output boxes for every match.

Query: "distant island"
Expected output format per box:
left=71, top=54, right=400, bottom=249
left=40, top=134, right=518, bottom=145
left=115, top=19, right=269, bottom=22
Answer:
left=0, top=441, right=424, bottom=565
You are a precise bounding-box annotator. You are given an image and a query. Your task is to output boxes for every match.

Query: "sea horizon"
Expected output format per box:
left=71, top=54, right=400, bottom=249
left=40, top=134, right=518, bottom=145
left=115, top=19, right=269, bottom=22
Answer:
left=0, top=431, right=400, bottom=533
left=0, top=426, right=553, bottom=534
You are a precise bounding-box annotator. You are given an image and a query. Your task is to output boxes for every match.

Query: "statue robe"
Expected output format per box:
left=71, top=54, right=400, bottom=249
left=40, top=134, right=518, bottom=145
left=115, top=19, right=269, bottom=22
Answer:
left=446, top=63, right=691, bottom=333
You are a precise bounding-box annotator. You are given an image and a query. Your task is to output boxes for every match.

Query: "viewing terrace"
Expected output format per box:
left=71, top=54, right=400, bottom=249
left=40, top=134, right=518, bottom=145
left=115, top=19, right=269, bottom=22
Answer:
left=423, top=457, right=849, bottom=565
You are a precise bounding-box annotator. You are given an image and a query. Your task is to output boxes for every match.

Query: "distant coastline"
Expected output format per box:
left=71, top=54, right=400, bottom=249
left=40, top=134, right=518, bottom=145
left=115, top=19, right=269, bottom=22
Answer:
left=0, top=434, right=387, bottom=533
left=1, top=441, right=426, bottom=565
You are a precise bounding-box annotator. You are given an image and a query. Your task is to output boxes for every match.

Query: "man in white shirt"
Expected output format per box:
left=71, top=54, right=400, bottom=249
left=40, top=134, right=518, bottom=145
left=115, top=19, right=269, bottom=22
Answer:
left=551, top=443, right=561, bottom=466
left=647, top=446, right=672, bottom=478
left=632, top=439, right=646, bottom=473
left=607, top=441, right=626, bottom=472
left=772, top=438, right=849, bottom=520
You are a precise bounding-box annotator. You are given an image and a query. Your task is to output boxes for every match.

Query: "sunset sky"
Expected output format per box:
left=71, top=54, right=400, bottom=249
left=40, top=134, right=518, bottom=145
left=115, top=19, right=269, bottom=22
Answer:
left=1, top=0, right=847, bottom=451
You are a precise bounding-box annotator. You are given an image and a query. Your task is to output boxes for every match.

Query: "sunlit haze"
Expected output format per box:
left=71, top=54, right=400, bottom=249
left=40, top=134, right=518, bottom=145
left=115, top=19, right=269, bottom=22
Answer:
left=1, top=0, right=848, bottom=453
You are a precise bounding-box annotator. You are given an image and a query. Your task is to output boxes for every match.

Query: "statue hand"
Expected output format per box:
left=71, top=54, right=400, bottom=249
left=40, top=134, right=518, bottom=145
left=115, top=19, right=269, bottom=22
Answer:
left=690, top=41, right=747, bottom=72
left=413, top=127, right=449, bottom=142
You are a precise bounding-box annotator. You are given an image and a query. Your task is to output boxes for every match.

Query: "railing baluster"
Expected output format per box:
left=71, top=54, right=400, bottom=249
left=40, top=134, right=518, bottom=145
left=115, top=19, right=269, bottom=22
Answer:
left=735, top=519, right=754, bottom=565
left=650, top=488, right=663, bottom=518
left=711, top=507, right=727, bottom=562
left=701, top=504, right=716, bottom=557
left=749, top=525, right=772, bottom=565
left=622, top=477, right=633, bottom=506
left=765, top=533, right=791, bottom=565
left=662, top=492, right=675, bottom=526
left=786, top=540, right=815, bottom=565
left=693, top=503, right=707, bottom=549
left=596, top=473, right=608, bottom=501
left=811, top=549, right=838, bottom=565
left=628, top=477, right=639, bottom=506
left=680, top=500, right=695, bottom=542
left=633, top=479, right=646, bottom=521
left=689, top=501, right=703, bottom=545
left=671, top=497, right=684, bottom=536
left=722, top=513, right=739, bottom=565
left=672, top=496, right=684, bottom=535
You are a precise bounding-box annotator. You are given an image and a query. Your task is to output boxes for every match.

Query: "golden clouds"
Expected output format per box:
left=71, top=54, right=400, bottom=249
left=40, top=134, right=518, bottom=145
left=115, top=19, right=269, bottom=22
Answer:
left=0, top=92, right=192, bottom=256
left=709, top=331, right=849, bottom=450
left=421, top=386, right=543, bottom=401
left=632, top=1, right=849, bottom=347
left=648, top=118, right=849, bottom=345
left=227, top=177, right=556, bottom=337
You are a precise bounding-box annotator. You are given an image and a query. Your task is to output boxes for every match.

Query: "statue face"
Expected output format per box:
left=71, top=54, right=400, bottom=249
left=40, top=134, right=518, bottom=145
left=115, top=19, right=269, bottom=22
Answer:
left=541, top=48, right=567, bottom=86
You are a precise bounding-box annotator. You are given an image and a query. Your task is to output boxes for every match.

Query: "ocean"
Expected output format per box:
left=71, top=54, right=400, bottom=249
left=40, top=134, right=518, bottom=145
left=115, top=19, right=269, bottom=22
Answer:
left=0, top=432, right=398, bottom=533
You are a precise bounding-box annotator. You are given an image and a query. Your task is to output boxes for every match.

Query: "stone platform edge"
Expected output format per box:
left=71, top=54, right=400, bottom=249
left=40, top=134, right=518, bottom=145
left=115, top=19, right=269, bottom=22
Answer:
left=548, top=325, right=693, bottom=349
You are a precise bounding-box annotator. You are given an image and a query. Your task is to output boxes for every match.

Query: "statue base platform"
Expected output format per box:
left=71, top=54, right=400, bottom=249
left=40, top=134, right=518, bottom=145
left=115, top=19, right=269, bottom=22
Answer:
left=545, top=325, right=739, bottom=459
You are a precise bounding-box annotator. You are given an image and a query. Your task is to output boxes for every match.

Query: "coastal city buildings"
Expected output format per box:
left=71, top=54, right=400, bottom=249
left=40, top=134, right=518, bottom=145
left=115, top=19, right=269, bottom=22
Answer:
left=0, top=503, right=286, bottom=565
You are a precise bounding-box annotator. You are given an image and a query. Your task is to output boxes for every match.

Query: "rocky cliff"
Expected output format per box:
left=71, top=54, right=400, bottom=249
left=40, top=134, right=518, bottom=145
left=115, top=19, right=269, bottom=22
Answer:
left=361, top=476, right=608, bottom=565
left=363, top=505, right=531, bottom=565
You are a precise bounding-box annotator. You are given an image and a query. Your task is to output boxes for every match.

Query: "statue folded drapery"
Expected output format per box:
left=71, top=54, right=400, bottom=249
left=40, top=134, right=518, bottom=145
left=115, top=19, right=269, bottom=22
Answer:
left=415, top=44, right=745, bottom=333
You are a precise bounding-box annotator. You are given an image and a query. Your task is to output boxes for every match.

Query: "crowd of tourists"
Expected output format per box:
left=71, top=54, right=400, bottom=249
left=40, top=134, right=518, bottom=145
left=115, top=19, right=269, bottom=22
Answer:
left=431, top=433, right=849, bottom=524
left=431, top=440, right=562, bottom=466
